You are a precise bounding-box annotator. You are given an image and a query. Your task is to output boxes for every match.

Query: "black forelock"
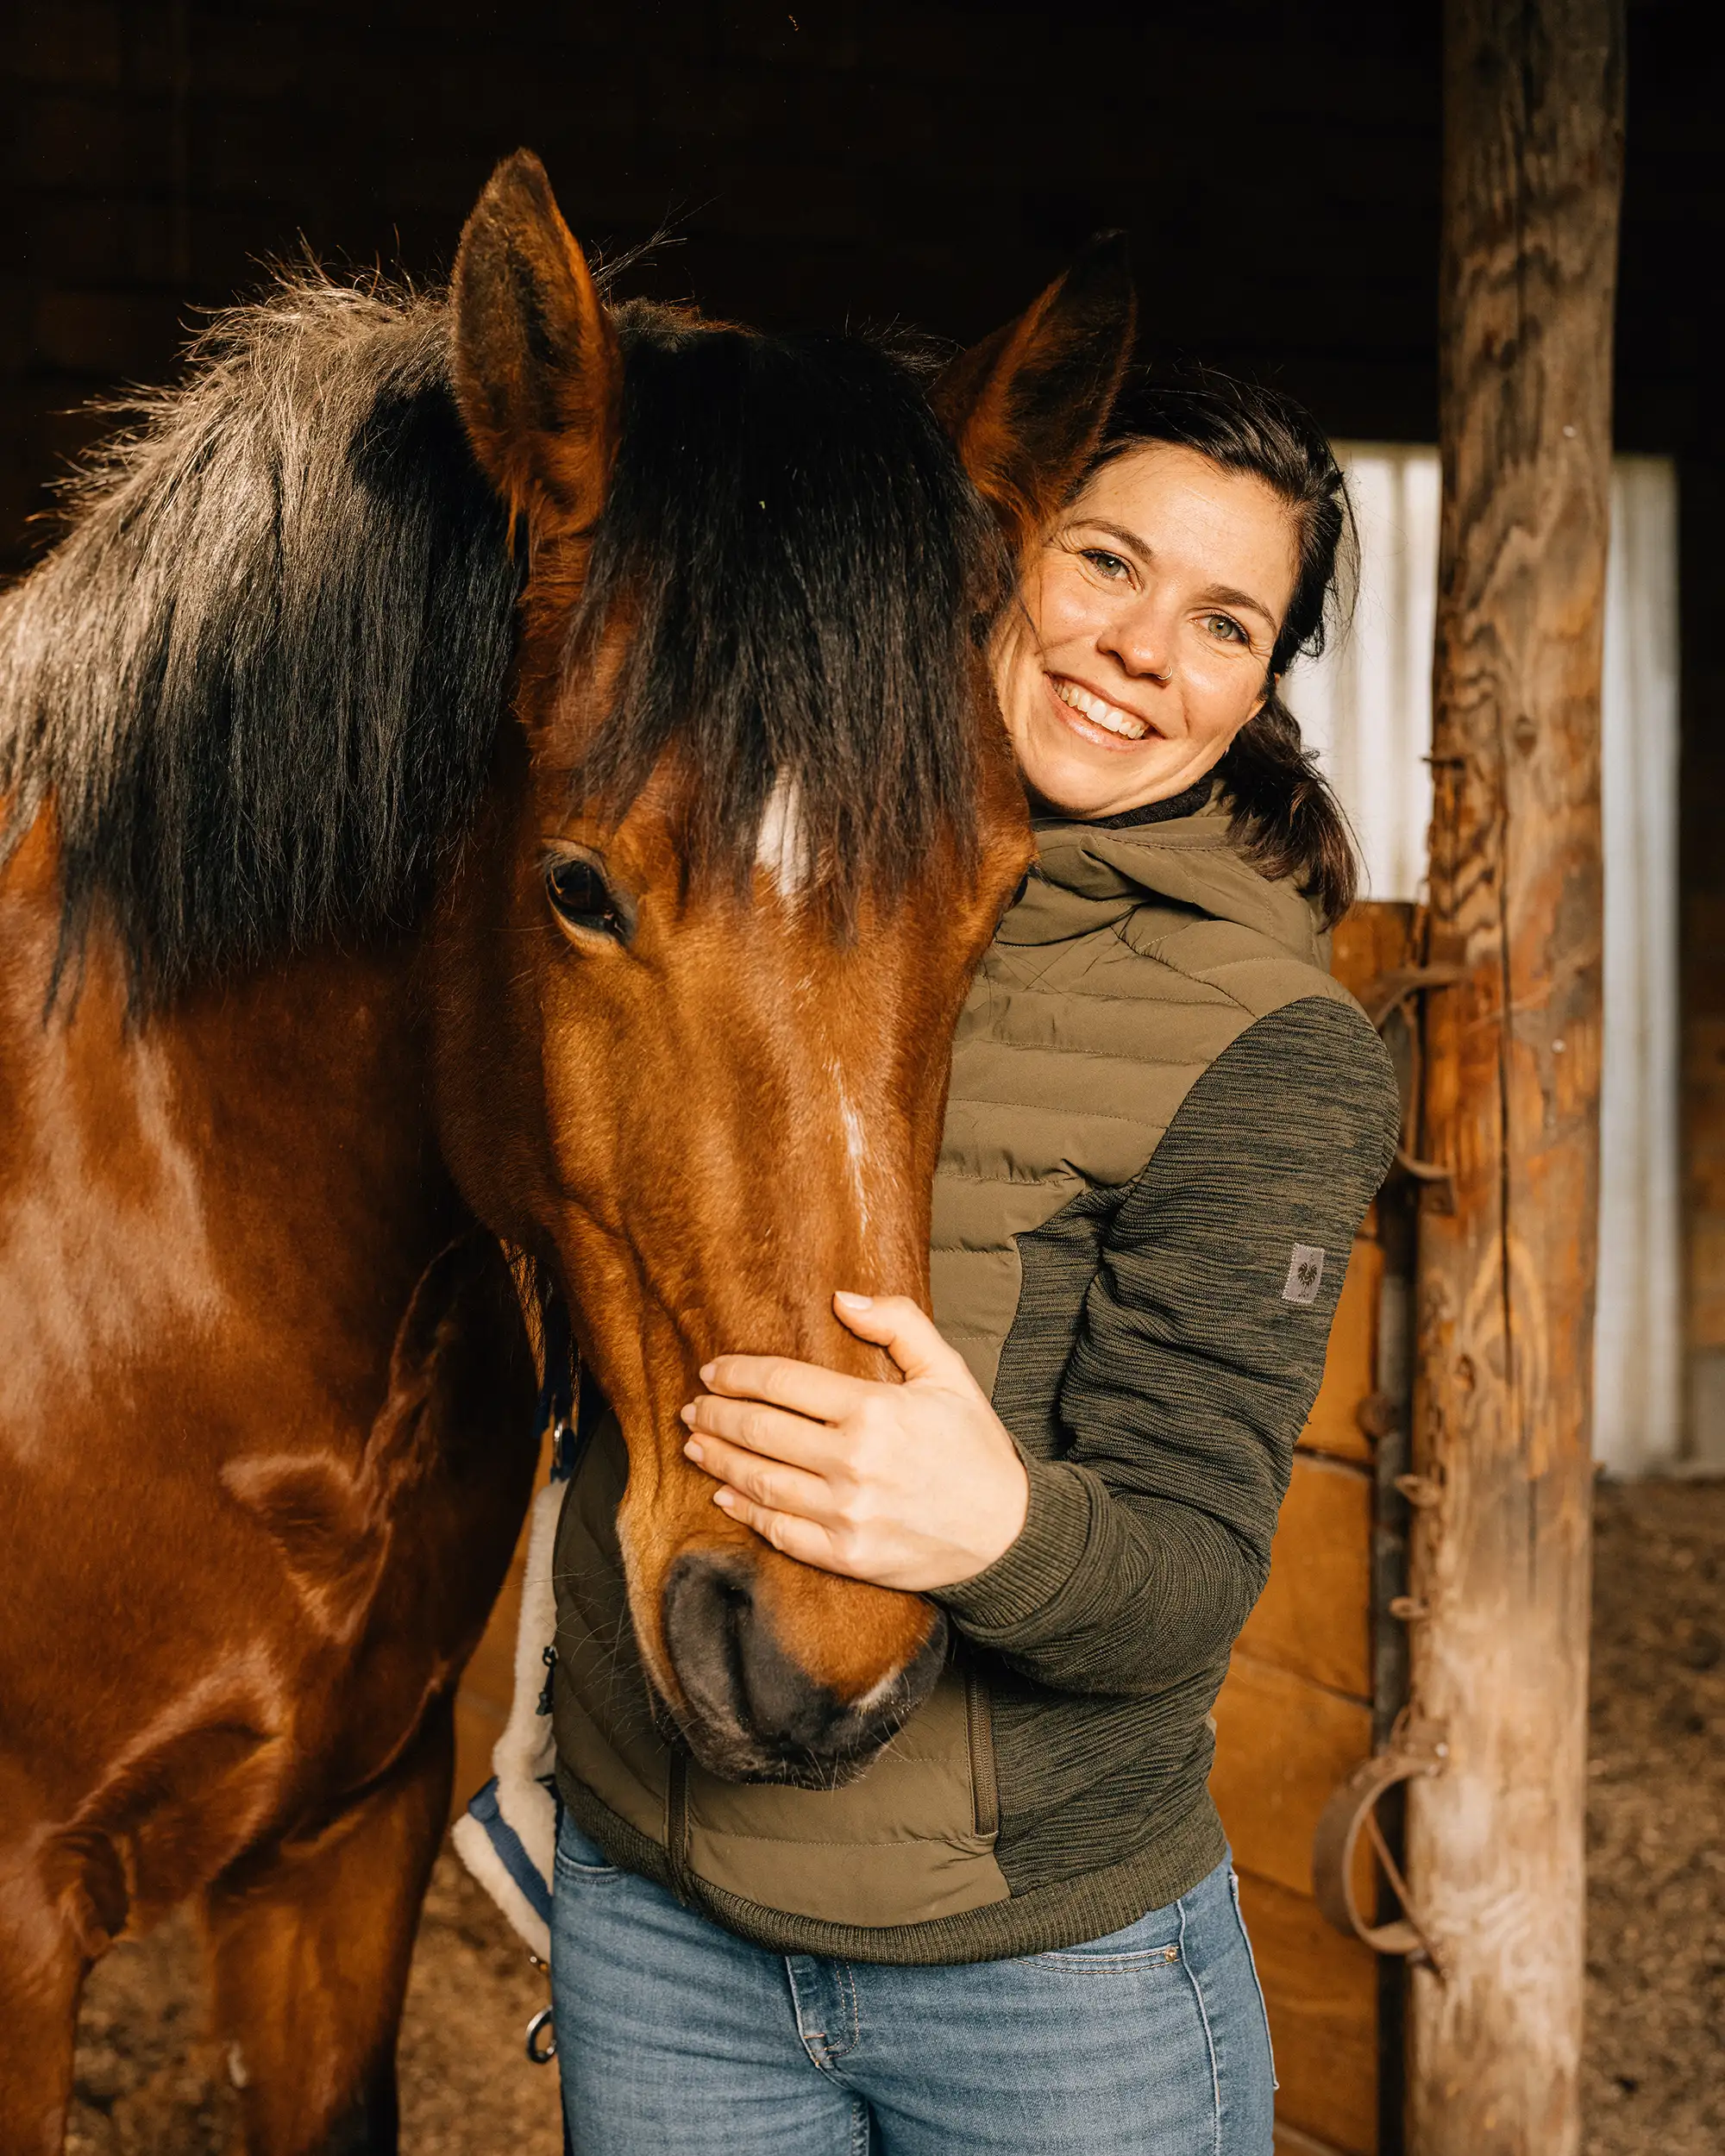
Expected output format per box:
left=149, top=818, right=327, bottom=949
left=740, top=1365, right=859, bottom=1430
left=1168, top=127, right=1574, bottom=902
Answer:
left=0, top=277, right=1007, bottom=1009
left=567, top=304, right=1008, bottom=911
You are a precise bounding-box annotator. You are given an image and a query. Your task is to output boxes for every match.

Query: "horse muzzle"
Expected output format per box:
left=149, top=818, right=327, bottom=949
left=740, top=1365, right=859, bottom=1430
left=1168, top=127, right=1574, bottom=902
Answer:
left=659, top=1549, right=948, bottom=1785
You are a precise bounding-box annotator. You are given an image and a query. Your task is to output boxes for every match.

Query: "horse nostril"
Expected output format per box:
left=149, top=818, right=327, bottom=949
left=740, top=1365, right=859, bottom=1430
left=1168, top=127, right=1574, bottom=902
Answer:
left=662, top=1555, right=757, bottom=1732
left=661, top=1553, right=946, bottom=1780
left=662, top=1552, right=819, bottom=1746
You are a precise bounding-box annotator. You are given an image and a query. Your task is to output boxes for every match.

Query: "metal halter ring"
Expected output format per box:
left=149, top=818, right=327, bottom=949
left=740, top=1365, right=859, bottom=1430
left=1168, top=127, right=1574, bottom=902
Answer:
left=525, top=2006, right=557, bottom=2065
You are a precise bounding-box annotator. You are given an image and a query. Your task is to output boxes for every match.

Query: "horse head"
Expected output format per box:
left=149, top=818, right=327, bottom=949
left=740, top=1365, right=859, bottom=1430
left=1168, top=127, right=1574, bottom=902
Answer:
left=433, top=153, right=1135, bottom=1785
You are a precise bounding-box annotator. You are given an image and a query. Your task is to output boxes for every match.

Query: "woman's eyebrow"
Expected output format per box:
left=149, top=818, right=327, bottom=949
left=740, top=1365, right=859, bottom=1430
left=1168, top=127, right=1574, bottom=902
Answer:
left=1076, top=516, right=1153, bottom=563
left=1075, top=517, right=1278, bottom=633
left=1197, top=581, right=1278, bottom=632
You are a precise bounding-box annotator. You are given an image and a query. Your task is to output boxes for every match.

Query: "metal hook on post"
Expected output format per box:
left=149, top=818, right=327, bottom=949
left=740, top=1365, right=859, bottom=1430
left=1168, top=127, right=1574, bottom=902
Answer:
left=1360, top=950, right=1469, bottom=1213
left=1312, top=1721, right=1451, bottom=1978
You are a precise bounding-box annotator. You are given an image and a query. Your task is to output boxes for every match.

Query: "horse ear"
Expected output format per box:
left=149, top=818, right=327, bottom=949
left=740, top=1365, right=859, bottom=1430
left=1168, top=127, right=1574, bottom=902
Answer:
left=933, top=234, right=1137, bottom=555
left=451, top=150, right=622, bottom=542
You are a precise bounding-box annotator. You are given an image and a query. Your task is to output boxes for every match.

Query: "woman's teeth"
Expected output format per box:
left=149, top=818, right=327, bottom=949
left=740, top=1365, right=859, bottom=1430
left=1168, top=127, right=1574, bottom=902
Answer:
left=1051, top=679, right=1150, bottom=740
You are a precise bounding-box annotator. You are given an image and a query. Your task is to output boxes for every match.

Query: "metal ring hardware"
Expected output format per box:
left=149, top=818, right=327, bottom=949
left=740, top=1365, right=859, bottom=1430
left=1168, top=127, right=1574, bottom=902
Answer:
left=1312, top=1739, right=1449, bottom=1977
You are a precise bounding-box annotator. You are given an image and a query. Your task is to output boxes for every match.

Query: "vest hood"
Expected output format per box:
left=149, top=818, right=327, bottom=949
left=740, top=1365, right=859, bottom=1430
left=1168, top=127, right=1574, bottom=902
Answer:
left=1001, top=792, right=1329, bottom=969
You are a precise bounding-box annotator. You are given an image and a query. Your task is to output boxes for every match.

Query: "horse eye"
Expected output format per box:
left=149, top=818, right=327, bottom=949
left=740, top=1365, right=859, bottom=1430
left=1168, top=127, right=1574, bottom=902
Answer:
left=545, top=857, right=629, bottom=943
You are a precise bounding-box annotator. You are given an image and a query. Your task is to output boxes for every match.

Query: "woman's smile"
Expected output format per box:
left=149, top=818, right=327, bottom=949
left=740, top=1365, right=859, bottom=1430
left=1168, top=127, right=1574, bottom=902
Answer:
left=1044, top=672, right=1160, bottom=747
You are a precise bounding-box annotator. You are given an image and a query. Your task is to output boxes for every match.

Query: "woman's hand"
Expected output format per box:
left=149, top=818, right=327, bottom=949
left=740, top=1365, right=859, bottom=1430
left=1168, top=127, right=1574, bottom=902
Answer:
left=680, top=1293, right=1030, bottom=1594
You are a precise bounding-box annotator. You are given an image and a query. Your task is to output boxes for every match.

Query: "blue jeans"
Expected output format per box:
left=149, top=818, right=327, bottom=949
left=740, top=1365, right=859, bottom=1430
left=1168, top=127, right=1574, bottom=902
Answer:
left=550, top=1812, right=1276, bottom=2154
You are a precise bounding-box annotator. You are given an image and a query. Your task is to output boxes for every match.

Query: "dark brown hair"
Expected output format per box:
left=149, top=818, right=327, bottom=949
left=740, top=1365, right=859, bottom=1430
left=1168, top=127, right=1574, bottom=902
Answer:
left=1085, top=371, right=1359, bottom=924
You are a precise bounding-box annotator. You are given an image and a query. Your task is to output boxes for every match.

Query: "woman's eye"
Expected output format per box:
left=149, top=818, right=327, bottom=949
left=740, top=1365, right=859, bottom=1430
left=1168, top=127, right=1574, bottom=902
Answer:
left=545, top=857, right=629, bottom=942
left=1081, top=548, right=1132, bottom=582
left=1202, top=613, right=1249, bottom=645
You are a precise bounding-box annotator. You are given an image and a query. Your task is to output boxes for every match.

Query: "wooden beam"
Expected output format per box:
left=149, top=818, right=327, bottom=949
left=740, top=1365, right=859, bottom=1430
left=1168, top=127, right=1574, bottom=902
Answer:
left=1405, top=3, right=1624, bottom=2149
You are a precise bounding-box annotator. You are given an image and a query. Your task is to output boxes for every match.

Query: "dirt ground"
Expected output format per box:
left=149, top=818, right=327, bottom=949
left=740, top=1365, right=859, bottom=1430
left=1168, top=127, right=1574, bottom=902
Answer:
left=66, top=1852, right=562, bottom=2156
left=66, top=1479, right=1723, bottom=2153
left=1579, top=1478, right=1725, bottom=2155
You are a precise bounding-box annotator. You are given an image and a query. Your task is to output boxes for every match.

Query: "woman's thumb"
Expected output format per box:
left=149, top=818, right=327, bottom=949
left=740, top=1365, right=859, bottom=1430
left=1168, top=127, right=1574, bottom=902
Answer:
left=832, top=1291, right=965, bottom=1385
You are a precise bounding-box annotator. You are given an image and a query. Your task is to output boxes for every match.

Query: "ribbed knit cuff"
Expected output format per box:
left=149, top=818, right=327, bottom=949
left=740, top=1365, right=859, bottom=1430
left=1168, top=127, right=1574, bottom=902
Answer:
left=934, top=1453, right=1095, bottom=1639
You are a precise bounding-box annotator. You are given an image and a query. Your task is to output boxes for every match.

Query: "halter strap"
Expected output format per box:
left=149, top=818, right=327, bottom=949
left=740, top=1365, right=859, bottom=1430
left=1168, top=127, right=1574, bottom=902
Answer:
left=536, top=1282, right=583, bottom=1483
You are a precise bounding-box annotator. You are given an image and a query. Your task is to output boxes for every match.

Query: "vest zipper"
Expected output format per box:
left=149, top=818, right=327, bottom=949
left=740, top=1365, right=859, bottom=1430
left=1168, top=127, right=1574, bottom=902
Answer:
left=665, top=1743, right=694, bottom=1900
left=963, top=1666, right=1000, bottom=1839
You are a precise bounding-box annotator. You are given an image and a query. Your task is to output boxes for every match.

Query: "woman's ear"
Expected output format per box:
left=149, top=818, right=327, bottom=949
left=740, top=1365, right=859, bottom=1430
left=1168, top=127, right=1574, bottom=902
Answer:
left=450, top=149, right=623, bottom=546
left=933, top=235, right=1137, bottom=559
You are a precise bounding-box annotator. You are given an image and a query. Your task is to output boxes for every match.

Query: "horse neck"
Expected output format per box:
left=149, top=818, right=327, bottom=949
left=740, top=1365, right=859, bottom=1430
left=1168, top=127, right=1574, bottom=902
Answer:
left=0, top=819, right=466, bottom=1455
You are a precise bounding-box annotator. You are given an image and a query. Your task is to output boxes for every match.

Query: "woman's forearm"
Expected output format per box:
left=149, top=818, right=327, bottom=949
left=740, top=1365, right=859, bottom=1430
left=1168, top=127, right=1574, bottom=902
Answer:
left=935, top=1455, right=1266, bottom=1695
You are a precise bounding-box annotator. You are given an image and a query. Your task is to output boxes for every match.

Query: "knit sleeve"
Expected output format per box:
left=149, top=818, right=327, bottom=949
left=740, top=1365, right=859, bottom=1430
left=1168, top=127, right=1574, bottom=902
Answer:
left=933, top=994, right=1400, bottom=1694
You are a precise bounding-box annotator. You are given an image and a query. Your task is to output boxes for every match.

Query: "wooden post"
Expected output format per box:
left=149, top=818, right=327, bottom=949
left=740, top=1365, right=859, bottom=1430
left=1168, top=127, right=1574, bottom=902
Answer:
left=1406, top=3, right=1624, bottom=2150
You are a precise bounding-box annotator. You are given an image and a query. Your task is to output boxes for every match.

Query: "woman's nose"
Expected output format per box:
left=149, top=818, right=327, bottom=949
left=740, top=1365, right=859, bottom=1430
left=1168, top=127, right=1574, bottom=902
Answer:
left=1099, top=596, right=1174, bottom=683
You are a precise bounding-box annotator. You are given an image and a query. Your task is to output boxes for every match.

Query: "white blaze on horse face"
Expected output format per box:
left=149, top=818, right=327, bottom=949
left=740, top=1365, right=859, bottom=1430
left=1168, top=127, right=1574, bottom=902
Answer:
left=833, top=1067, right=872, bottom=1242
left=755, top=773, right=808, bottom=897
left=758, top=775, right=871, bottom=1245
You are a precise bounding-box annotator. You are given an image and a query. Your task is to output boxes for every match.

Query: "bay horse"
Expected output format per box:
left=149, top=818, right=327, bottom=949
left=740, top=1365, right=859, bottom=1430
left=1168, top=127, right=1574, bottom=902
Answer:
left=0, top=151, right=1133, bottom=2152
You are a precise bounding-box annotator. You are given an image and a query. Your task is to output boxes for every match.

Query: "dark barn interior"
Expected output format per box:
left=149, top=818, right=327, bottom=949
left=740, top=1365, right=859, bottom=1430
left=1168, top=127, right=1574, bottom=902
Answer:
left=2, top=6, right=1720, bottom=2153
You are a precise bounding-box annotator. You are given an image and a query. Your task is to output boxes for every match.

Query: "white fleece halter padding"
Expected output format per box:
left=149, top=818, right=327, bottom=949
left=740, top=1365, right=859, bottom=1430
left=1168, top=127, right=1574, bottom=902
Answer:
left=450, top=1474, right=563, bottom=1961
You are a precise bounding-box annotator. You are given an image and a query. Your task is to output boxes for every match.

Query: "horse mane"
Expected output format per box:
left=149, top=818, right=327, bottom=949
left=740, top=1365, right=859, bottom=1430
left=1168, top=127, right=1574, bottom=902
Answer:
left=0, top=273, right=1004, bottom=1006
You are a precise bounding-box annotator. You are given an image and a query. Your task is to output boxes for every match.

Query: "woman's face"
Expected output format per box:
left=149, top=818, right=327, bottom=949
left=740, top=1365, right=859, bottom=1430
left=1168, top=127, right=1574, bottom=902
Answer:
left=996, top=443, right=1302, bottom=821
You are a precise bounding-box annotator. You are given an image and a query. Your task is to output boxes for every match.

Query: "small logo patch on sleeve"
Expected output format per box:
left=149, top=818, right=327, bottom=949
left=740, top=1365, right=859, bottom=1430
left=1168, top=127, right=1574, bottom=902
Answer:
left=1282, top=1244, right=1327, bottom=1305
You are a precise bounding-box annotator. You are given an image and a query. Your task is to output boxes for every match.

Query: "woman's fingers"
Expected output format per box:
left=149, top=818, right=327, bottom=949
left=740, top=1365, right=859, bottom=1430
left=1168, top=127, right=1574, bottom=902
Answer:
left=687, top=1429, right=836, bottom=1524
left=698, top=1351, right=864, bottom=1424
left=708, top=1489, right=850, bottom=1573
left=681, top=1393, right=845, bottom=1474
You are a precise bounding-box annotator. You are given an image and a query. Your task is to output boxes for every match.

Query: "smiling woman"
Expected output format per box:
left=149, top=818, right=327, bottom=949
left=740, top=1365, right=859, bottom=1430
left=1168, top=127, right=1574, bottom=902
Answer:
left=542, top=362, right=1399, bottom=2156
left=999, top=374, right=1362, bottom=914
